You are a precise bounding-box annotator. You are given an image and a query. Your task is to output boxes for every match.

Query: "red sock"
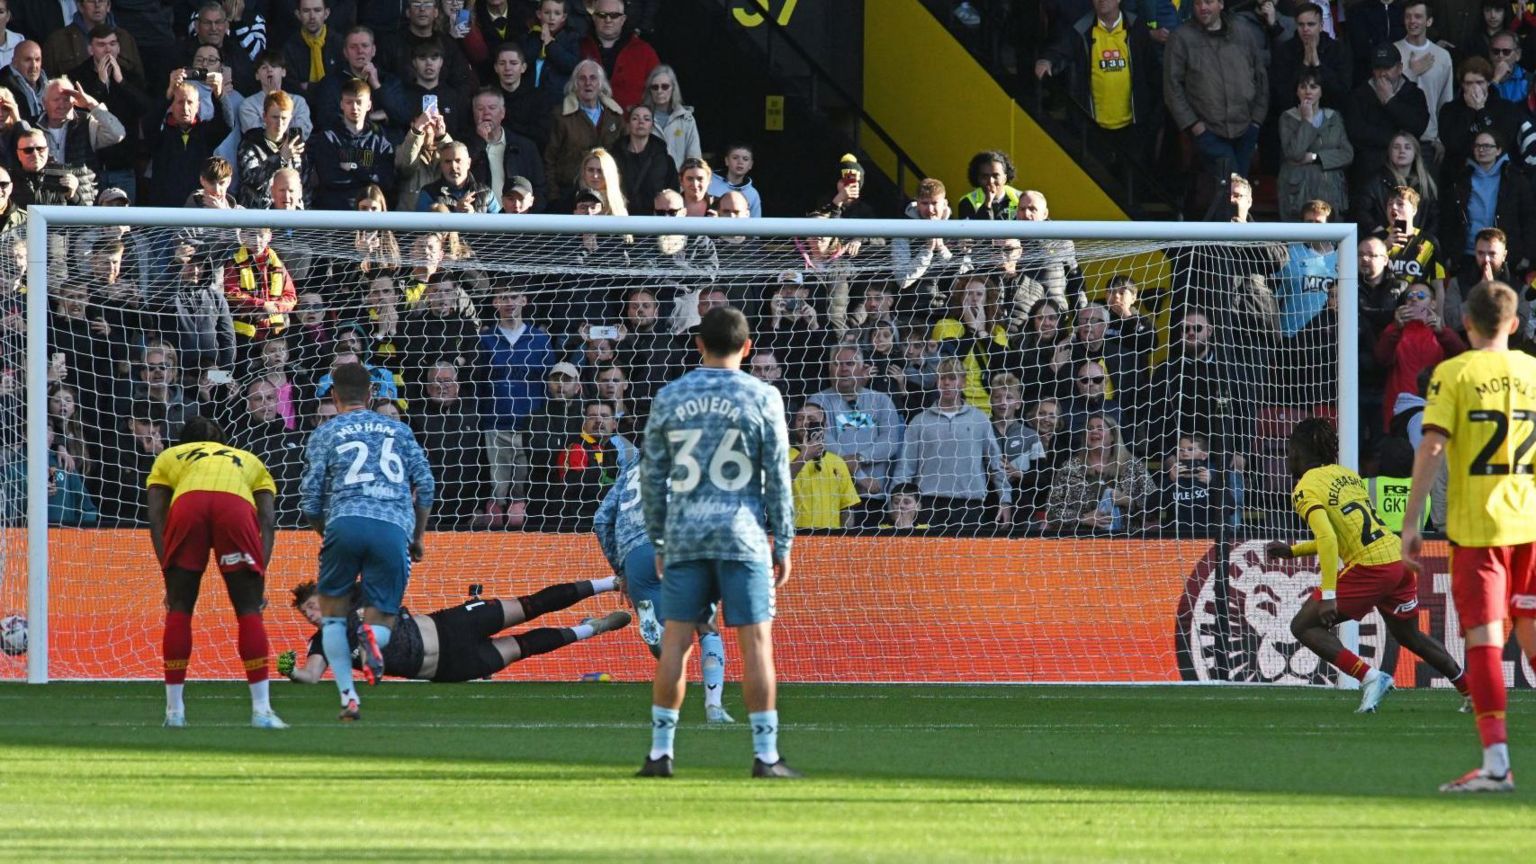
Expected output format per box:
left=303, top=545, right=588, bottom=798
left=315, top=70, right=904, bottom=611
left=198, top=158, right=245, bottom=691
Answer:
left=1332, top=649, right=1372, bottom=682
left=1466, top=644, right=1508, bottom=748
left=236, top=613, right=270, bottom=684
left=163, top=611, right=193, bottom=685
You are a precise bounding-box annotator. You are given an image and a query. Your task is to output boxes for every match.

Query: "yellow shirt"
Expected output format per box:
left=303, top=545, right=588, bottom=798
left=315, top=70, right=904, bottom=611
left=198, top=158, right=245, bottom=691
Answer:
left=146, top=442, right=276, bottom=508
left=1291, top=464, right=1401, bottom=572
left=1422, top=348, right=1536, bottom=547
left=1089, top=17, right=1134, bottom=130
left=789, top=447, right=860, bottom=529
left=931, top=318, right=1008, bottom=416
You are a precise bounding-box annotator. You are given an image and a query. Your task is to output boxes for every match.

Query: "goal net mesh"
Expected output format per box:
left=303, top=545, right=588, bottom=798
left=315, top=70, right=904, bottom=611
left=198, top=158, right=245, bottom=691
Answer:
left=0, top=215, right=1415, bottom=686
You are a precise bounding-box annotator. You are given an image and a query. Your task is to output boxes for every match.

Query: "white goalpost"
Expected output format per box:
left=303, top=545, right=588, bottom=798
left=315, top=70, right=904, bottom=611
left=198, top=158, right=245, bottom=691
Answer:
left=10, top=206, right=1376, bottom=686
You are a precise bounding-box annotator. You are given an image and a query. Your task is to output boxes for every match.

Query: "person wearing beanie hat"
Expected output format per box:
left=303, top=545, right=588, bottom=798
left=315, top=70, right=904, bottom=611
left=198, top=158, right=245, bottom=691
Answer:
left=820, top=151, right=875, bottom=221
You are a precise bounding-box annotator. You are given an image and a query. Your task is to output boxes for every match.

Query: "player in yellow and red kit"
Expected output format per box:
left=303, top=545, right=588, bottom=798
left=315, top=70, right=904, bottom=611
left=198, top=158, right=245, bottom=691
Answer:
left=1266, top=418, right=1470, bottom=713
left=1404, top=280, right=1536, bottom=793
left=147, top=416, right=284, bottom=730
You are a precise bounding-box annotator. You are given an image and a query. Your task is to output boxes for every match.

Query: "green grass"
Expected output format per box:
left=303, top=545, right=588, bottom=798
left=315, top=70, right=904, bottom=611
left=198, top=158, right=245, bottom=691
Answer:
left=1, top=683, right=1533, bottom=862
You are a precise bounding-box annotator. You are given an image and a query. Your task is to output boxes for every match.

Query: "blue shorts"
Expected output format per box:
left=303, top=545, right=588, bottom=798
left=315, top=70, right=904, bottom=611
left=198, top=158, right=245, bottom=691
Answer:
left=318, top=516, right=411, bottom=615
left=623, top=542, right=662, bottom=611
left=660, top=558, right=774, bottom=627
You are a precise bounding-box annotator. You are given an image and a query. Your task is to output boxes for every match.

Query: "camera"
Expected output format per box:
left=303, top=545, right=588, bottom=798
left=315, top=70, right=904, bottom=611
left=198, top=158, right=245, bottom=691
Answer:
left=783, top=296, right=804, bottom=314
left=184, top=68, right=209, bottom=82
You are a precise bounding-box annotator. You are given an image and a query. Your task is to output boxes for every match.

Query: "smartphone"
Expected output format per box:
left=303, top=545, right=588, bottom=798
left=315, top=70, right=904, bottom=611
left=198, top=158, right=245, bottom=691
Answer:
left=1392, top=218, right=1409, bottom=233
left=422, top=94, right=438, bottom=115
left=841, top=170, right=860, bottom=186
left=783, top=297, right=804, bottom=314
left=455, top=8, right=470, bottom=29
left=589, top=325, right=619, bottom=340
left=206, top=369, right=234, bottom=385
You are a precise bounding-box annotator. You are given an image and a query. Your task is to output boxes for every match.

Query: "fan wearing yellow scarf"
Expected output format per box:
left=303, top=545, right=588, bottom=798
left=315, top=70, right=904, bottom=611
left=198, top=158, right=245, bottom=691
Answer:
left=223, top=227, right=298, bottom=342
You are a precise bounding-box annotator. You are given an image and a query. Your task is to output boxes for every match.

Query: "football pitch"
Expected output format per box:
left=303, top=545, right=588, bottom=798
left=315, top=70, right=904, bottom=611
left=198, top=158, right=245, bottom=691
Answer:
left=1, top=683, right=1532, bottom=862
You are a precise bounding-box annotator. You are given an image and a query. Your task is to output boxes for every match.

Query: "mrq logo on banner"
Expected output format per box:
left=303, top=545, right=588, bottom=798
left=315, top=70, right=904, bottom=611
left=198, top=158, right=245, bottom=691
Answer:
left=1175, top=539, right=1536, bottom=688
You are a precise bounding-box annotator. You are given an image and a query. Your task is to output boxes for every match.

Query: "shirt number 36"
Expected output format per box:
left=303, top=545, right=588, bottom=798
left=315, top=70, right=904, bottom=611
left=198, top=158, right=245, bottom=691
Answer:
left=668, top=429, right=753, bottom=493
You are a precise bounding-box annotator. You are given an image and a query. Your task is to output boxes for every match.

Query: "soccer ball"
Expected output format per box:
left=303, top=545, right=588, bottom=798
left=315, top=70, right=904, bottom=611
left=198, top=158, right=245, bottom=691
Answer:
left=0, top=614, right=26, bottom=656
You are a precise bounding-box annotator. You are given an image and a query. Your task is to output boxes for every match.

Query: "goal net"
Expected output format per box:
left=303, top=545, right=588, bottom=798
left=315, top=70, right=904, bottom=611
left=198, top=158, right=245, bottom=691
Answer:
left=5, top=207, right=1480, bottom=689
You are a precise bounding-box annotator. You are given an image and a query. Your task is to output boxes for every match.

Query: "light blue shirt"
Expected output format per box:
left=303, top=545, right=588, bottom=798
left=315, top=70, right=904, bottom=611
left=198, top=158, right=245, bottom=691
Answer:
left=1274, top=242, right=1338, bottom=336
left=300, top=409, right=436, bottom=535
left=641, top=367, right=794, bottom=564
left=592, top=438, right=648, bottom=571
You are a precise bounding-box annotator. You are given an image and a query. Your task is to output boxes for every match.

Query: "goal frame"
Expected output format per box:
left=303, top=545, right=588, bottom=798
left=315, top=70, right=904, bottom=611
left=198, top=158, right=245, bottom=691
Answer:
left=21, top=206, right=1359, bottom=683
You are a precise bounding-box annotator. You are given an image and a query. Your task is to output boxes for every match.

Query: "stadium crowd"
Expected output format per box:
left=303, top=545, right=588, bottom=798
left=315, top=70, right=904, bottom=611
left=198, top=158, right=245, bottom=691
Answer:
left=0, top=0, right=1526, bottom=535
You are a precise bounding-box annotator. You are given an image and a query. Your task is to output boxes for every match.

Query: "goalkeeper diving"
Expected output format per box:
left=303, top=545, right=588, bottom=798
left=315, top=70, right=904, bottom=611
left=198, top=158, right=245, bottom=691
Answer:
left=280, top=577, right=631, bottom=683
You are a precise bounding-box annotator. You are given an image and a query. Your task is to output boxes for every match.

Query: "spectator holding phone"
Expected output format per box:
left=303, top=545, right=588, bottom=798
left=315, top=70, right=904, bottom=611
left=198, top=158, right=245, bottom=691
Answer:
left=237, top=90, right=307, bottom=208
left=789, top=401, right=861, bottom=530
left=1373, top=281, right=1465, bottom=428
left=436, top=0, right=486, bottom=70
left=379, top=0, right=472, bottom=95
left=404, top=41, right=468, bottom=140
left=1156, top=431, right=1229, bottom=536
left=145, top=80, right=228, bottom=206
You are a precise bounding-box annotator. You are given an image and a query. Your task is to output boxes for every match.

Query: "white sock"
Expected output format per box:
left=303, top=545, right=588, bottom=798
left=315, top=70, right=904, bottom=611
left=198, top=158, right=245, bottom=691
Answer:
left=571, top=623, right=596, bottom=640
left=249, top=680, right=271, bottom=714
left=590, top=577, right=617, bottom=593
left=1485, top=742, right=1511, bottom=777
left=339, top=687, right=358, bottom=708
left=166, top=684, right=184, bottom=715
left=1362, top=668, right=1382, bottom=684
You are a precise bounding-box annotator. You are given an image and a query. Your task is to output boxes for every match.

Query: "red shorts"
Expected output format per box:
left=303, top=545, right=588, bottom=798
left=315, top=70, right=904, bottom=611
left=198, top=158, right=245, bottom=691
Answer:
left=160, top=490, right=265, bottom=576
left=1451, top=543, right=1536, bottom=632
left=1312, top=561, right=1418, bottom=622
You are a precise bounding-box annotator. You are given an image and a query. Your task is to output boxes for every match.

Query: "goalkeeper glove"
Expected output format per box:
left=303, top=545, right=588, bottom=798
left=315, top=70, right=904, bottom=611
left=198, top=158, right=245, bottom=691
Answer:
left=277, top=650, right=297, bottom=678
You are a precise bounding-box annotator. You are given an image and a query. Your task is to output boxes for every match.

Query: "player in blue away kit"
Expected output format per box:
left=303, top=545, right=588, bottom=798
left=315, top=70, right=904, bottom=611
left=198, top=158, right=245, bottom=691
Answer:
left=300, top=362, right=435, bottom=721
left=594, top=438, right=736, bottom=723
left=636, top=306, right=799, bottom=779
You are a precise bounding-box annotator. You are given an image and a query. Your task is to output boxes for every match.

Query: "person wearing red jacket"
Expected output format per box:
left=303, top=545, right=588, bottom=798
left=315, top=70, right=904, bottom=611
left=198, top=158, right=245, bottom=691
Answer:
left=223, top=226, right=298, bottom=347
left=1373, top=282, right=1466, bottom=428
left=578, top=0, right=656, bottom=109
